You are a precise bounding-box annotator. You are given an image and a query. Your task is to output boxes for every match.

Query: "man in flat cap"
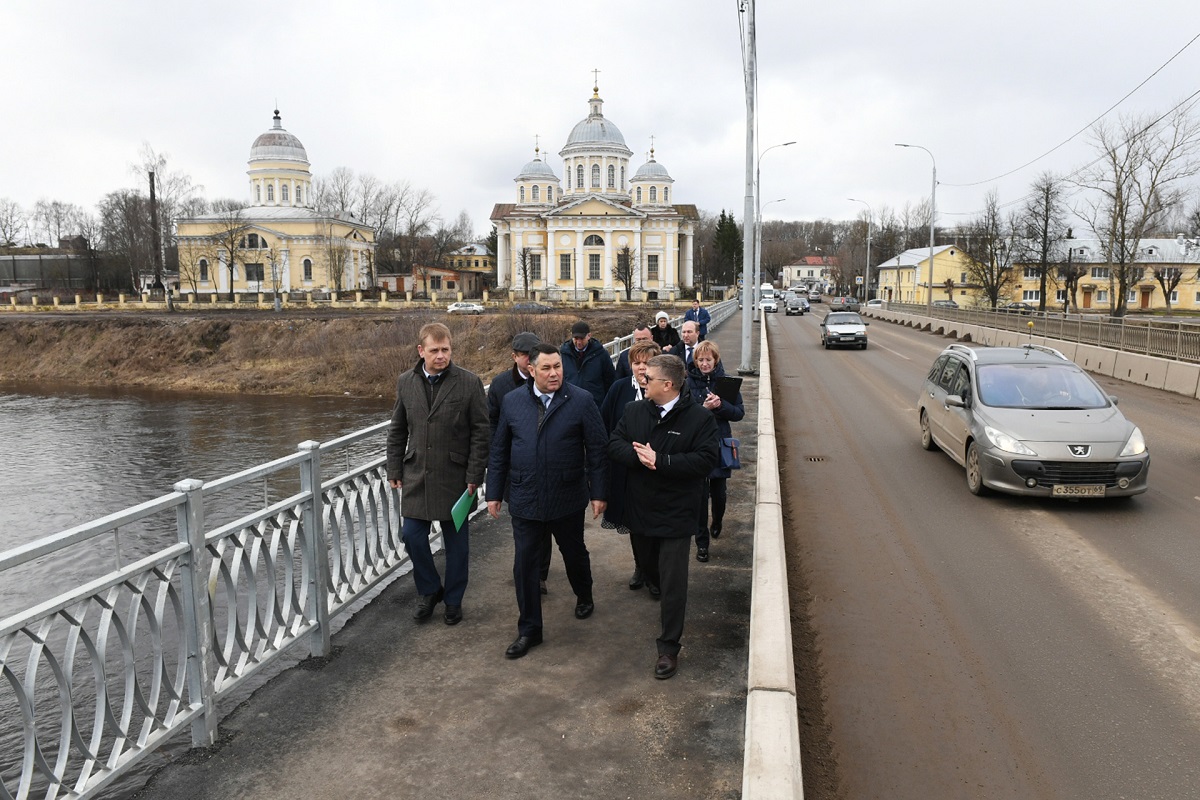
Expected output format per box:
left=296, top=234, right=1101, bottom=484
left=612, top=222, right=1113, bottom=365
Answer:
left=560, top=320, right=615, bottom=407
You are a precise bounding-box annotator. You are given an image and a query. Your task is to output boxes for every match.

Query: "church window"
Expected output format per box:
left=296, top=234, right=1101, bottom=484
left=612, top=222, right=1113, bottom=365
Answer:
left=255, top=185, right=261, bottom=203
left=608, top=165, right=615, bottom=188
left=648, top=255, right=659, bottom=281
left=547, top=186, right=553, bottom=203
left=621, top=166, right=625, bottom=189
left=281, top=184, right=289, bottom=203
left=636, top=187, right=642, bottom=203
left=296, top=186, right=303, bottom=205
left=591, top=164, right=600, bottom=188
left=199, top=259, right=209, bottom=282
left=303, top=258, right=313, bottom=281
left=663, top=188, right=669, bottom=204
left=246, top=263, right=265, bottom=282
left=560, top=254, right=571, bottom=280
left=584, top=234, right=604, bottom=246
left=267, top=185, right=275, bottom=202
left=576, top=165, right=584, bottom=188
left=520, top=186, right=526, bottom=203
left=248, top=233, right=260, bottom=249
left=589, top=253, right=601, bottom=280
left=532, top=185, right=540, bottom=202
left=530, top=254, right=542, bottom=281
left=650, top=187, right=657, bottom=203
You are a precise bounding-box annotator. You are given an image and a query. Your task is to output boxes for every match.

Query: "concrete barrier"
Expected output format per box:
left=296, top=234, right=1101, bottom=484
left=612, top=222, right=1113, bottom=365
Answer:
left=742, top=314, right=803, bottom=799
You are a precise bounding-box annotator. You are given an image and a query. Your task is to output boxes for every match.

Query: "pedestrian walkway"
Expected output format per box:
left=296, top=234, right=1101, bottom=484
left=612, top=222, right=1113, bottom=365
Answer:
left=133, top=321, right=760, bottom=800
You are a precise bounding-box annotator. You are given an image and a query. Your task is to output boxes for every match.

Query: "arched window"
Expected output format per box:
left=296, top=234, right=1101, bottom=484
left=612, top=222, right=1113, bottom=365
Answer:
left=584, top=234, right=604, bottom=246
left=303, top=258, right=313, bottom=281
left=576, top=165, right=584, bottom=188
left=248, top=233, right=259, bottom=249
left=532, top=185, right=540, bottom=202
left=267, top=184, right=275, bottom=202
left=591, top=164, right=601, bottom=188
left=663, top=187, right=669, bottom=204
left=520, top=186, right=526, bottom=203
left=636, top=187, right=642, bottom=203
left=546, top=186, right=553, bottom=203
left=607, top=165, right=615, bottom=188
left=650, top=186, right=658, bottom=203
left=255, top=185, right=261, bottom=203
left=199, top=259, right=209, bottom=282
left=281, top=184, right=289, bottom=203
left=296, top=186, right=303, bottom=205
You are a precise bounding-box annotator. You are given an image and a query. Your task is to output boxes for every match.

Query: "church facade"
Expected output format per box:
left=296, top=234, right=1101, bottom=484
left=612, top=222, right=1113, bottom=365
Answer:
left=175, top=111, right=376, bottom=297
left=490, top=85, right=699, bottom=301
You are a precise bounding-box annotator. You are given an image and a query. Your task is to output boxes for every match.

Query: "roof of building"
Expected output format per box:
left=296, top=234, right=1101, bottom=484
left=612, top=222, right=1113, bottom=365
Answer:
left=874, top=245, right=960, bottom=270
left=250, top=110, right=308, bottom=164
left=560, top=90, right=632, bottom=155
left=452, top=243, right=494, bottom=257
left=632, top=155, right=672, bottom=182
left=515, top=154, right=559, bottom=182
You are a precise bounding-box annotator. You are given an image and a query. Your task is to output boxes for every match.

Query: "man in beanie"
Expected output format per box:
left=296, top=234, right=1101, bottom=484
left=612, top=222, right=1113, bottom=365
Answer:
left=560, top=319, right=615, bottom=406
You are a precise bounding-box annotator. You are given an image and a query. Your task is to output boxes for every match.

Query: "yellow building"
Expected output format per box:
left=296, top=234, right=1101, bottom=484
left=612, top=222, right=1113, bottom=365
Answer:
left=175, top=110, right=375, bottom=297
left=874, top=245, right=974, bottom=304
left=490, top=84, right=699, bottom=302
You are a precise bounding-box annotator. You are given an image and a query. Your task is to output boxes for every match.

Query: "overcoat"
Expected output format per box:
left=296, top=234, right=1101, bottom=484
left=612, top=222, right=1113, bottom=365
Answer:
left=560, top=338, right=616, bottom=406
left=685, top=361, right=746, bottom=479
left=386, top=360, right=490, bottom=520
left=599, top=376, right=644, bottom=529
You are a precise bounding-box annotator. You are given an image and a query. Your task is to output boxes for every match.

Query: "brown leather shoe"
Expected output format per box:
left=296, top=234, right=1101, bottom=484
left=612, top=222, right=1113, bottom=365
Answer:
left=654, top=653, right=678, bottom=680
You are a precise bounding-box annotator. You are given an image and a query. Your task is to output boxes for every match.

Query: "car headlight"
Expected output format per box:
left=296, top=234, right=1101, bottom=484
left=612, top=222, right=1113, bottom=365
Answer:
left=983, top=425, right=1038, bottom=456
left=1119, top=426, right=1147, bottom=456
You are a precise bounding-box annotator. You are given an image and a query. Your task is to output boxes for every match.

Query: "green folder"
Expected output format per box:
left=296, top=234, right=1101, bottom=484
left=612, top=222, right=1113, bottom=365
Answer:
left=451, top=488, right=477, bottom=532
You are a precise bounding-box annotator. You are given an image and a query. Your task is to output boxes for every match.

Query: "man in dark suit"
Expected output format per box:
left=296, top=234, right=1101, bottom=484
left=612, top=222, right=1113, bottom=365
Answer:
left=683, top=298, right=712, bottom=340
left=487, top=343, right=608, bottom=659
left=386, top=322, right=491, bottom=626
left=614, top=323, right=654, bottom=380
left=678, top=320, right=700, bottom=367
left=607, top=354, right=719, bottom=679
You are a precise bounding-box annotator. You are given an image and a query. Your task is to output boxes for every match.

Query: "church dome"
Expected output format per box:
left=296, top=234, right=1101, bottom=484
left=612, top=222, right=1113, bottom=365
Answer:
left=250, top=110, right=309, bottom=164
left=560, top=90, right=632, bottom=155
left=516, top=153, right=558, bottom=181
left=632, top=156, right=672, bottom=181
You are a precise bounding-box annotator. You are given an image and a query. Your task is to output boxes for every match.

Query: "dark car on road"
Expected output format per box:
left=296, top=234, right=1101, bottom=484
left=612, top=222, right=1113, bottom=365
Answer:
left=829, top=296, right=861, bottom=312
left=785, top=296, right=809, bottom=315
left=916, top=343, right=1149, bottom=498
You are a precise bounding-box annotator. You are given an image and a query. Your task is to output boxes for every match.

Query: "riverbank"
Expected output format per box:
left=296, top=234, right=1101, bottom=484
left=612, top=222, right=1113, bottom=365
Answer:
left=0, top=310, right=654, bottom=397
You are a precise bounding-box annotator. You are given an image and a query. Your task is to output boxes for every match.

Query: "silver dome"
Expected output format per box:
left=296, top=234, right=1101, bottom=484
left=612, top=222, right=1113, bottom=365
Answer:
left=516, top=157, right=559, bottom=182
left=632, top=159, right=672, bottom=181
left=565, top=117, right=628, bottom=148
left=250, top=111, right=309, bottom=164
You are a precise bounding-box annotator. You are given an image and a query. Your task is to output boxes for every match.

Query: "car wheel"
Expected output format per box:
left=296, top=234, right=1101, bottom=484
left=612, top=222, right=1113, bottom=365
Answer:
left=919, top=410, right=936, bottom=451
left=965, top=441, right=989, bottom=496
left=822, top=338, right=830, bottom=350
left=860, top=342, right=867, bottom=350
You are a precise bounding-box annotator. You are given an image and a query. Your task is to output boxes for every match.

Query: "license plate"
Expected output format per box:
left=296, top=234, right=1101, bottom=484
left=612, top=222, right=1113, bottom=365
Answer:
left=1052, top=484, right=1106, bottom=497
left=840, top=335, right=855, bottom=341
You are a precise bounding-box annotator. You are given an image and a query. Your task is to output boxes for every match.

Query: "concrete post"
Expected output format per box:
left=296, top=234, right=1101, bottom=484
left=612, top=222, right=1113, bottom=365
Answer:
left=75, top=294, right=82, bottom=306
left=53, top=297, right=60, bottom=307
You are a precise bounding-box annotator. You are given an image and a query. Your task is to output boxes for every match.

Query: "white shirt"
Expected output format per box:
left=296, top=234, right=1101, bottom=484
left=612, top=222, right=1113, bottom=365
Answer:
left=657, top=393, right=681, bottom=417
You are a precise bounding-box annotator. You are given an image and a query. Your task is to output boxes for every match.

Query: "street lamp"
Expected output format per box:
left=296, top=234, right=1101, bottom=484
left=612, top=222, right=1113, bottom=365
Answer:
left=754, top=141, right=796, bottom=319
left=848, top=197, right=873, bottom=302
left=895, top=143, right=936, bottom=315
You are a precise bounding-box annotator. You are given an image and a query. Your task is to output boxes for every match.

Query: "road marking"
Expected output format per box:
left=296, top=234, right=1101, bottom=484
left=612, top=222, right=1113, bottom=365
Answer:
left=867, top=340, right=912, bottom=360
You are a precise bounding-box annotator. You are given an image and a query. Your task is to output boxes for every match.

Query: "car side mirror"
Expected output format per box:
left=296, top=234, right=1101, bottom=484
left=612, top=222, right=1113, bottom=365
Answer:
left=945, top=394, right=966, bottom=408
left=864, top=322, right=870, bottom=326
left=1108, top=395, right=1119, bottom=406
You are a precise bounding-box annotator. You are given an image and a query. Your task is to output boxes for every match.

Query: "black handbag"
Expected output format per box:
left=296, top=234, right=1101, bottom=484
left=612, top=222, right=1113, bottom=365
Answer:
left=719, top=437, right=741, bottom=470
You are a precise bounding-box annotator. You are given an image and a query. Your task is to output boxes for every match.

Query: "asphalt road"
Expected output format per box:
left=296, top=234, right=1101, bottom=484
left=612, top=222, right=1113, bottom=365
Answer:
left=771, top=306, right=1200, bottom=800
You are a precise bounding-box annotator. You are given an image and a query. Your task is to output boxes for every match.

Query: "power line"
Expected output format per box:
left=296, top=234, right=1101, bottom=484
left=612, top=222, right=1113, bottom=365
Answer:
left=942, top=31, right=1200, bottom=189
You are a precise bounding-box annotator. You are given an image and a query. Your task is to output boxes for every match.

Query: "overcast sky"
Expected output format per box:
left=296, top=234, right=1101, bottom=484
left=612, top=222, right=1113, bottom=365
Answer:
left=4, top=1, right=1198, bottom=238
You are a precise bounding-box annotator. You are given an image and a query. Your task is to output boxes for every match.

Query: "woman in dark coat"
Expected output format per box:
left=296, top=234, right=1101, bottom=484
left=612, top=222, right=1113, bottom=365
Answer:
left=650, top=311, right=681, bottom=353
left=600, top=340, right=661, bottom=592
left=685, top=339, right=745, bottom=562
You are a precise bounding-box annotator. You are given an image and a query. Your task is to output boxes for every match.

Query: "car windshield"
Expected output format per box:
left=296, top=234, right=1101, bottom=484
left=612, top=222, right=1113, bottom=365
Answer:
left=826, top=313, right=862, bottom=325
left=976, top=364, right=1110, bottom=409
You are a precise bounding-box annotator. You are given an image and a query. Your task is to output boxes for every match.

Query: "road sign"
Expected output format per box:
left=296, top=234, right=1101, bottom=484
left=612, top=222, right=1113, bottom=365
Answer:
left=855, top=276, right=863, bottom=284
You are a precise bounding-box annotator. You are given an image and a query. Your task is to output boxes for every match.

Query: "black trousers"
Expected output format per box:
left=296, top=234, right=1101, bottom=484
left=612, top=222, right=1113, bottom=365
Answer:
left=512, top=511, right=593, bottom=637
left=695, top=477, right=728, bottom=550
left=630, top=534, right=690, bottom=656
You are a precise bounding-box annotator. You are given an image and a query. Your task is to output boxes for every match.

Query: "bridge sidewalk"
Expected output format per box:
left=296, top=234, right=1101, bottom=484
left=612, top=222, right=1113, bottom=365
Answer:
left=133, top=321, right=760, bottom=800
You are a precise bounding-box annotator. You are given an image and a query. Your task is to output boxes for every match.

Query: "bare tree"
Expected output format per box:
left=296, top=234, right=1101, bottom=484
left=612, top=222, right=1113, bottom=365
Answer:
left=1057, top=231, right=1087, bottom=313
left=1153, top=266, right=1184, bottom=314
left=31, top=199, right=84, bottom=246
left=514, top=247, right=533, bottom=298
left=1019, top=172, right=1070, bottom=312
left=613, top=245, right=639, bottom=300
left=1074, top=108, right=1200, bottom=315
left=206, top=199, right=251, bottom=301
left=133, top=144, right=201, bottom=276
left=98, top=189, right=153, bottom=291
left=959, top=190, right=1017, bottom=308
left=0, top=198, right=25, bottom=246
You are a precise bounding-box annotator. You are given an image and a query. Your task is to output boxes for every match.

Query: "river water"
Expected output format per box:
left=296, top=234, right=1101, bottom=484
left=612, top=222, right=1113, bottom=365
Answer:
left=0, top=383, right=393, bottom=797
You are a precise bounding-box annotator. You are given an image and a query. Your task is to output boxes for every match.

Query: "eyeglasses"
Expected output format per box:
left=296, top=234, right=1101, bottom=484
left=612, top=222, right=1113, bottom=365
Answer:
left=646, top=376, right=671, bottom=384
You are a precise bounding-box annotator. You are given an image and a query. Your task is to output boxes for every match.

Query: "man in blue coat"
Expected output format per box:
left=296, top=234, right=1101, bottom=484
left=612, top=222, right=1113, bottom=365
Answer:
left=683, top=299, right=711, bottom=340
left=560, top=320, right=616, bottom=406
left=488, top=343, right=608, bottom=659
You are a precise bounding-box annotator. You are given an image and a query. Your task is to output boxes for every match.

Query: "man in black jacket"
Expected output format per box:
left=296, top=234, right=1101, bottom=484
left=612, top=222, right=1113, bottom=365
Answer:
left=560, top=320, right=616, bottom=406
left=607, top=354, right=719, bottom=679
left=488, top=343, right=608, bottom=659
left=614, top=323, right=654, bottom=380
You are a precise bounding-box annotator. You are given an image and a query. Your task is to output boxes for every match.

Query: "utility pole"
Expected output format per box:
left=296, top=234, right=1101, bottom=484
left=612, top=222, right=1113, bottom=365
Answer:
left=738, top=0, right=757, bottom=375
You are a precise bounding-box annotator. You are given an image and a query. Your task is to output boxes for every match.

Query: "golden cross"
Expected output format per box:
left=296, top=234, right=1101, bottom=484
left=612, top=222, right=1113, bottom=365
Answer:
left=592, top=68, right=600, bottom=91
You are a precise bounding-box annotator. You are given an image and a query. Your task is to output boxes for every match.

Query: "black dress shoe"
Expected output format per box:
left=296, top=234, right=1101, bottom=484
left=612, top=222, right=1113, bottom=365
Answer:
left=628, top=570, right=644, bottom=590
left=413, top=587, right=444, bottom=621
left=443, top=605, right=462, bottom=625
left=505, top=632, right=543, bottom=659
left=574, top=600, right=594, bottom=619
left=647, top=583, right=661, bottom=600
left=654, top=653, right=678, bottom=680
left=710, top=525, right=722, bottom=539
left=539, top=580, right=548, bottom=595
left=696, top=547, right=709, bottom=563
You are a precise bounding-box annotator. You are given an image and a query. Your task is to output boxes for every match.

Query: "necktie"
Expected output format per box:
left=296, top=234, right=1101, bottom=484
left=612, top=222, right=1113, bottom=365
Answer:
left=542, top=394, right=551, bottom=408
left=657, top=405, right=666, bottom=418
left=428, top=374, right=441, bottom=386
left=686, top=346, right=693, bottom=363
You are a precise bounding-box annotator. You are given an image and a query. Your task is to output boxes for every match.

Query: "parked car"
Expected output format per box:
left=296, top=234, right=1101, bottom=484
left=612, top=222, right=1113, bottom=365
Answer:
left=760, top=297, right=778, bottom=313
left=932, top=299, right=960, bottom=309
left=866, top=298, right=885, bottom=309
left=819, top=312, right=869, bottom=349
left=830, top=296, right=861, bottom=312
left=916, top=343, right=1149, bottom=498
left=999, top=301, right=1036, bottom=314
left=447, top=301, right=484, bottom=315
left=512, top=302, right=553, bottom=314
left=785, top=296, right=809, bottom=316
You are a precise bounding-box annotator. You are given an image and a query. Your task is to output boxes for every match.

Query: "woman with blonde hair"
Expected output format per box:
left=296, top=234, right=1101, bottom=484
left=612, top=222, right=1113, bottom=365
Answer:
left=685, top=339, right=744, bottom=562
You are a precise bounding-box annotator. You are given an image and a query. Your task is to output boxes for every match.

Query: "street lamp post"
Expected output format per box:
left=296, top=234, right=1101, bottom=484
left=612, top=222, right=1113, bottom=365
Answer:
left=754, top=142, right=796, bottom=322
left=896, top=143, right=936, bottom=315
left=848, top=198, right=873, bottom=302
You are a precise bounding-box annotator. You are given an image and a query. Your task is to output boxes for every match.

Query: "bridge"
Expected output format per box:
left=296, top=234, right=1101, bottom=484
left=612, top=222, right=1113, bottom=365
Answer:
left=1, top=304, right=803, bottom=800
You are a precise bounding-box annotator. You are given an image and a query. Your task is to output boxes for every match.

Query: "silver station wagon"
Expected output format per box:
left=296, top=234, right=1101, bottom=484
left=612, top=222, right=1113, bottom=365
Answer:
left=917, top=344, right=1149, bottom=498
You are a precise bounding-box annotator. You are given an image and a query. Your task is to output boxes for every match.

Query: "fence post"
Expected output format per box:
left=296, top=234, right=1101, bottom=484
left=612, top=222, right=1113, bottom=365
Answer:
left=173, top=478, right=217, bottom=747
left=299, top=440, right=332, bottom=656
left=1177, top=321, right=1183, bottom=360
